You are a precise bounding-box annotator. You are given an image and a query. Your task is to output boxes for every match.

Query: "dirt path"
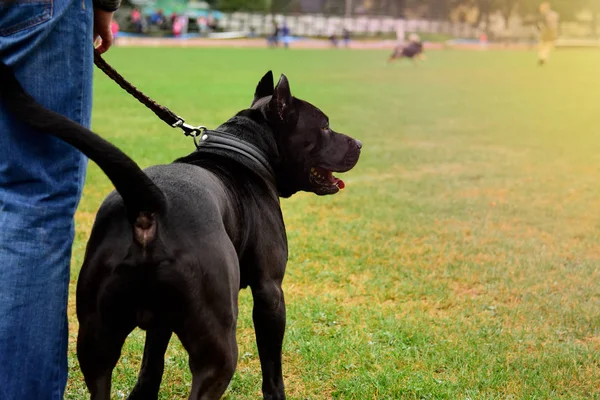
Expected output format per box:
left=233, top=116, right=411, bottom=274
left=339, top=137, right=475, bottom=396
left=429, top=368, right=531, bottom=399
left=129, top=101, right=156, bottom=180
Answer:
left=114, top=37, right=516, bottom=50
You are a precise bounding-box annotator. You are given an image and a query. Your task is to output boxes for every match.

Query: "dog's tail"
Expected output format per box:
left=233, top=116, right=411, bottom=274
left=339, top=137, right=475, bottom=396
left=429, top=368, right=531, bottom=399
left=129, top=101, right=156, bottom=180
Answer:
left=0, top=61, right=166, bottom=242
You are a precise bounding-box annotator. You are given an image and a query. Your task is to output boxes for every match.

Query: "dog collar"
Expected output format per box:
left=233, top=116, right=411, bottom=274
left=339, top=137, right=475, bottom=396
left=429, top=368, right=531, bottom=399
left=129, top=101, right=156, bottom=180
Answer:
left=194, top=129, right=277, bottom=186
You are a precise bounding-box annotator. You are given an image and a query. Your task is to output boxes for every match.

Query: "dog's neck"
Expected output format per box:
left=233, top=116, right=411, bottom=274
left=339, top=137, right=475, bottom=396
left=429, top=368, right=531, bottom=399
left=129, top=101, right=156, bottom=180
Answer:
left=175, top=111, right=280, bottom=197
left=215, top=110, right=280, bottom=160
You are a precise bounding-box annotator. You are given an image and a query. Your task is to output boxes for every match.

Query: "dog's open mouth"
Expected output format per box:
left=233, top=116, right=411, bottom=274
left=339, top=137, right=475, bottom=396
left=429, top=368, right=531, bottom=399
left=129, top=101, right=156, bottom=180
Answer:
left=310, top=167, right=345, bottom=192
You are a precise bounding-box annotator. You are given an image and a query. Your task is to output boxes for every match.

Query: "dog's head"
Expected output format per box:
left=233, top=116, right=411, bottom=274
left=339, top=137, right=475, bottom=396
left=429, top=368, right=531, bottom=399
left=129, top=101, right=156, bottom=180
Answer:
left=251, top=71, right=361, bottom=197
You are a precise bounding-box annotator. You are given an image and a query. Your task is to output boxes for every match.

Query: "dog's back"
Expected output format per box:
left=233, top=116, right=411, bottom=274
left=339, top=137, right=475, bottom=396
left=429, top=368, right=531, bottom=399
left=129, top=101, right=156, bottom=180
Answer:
left=402, top=41, right=423, bottom=57
left=79, top=162, right=240, bottom=328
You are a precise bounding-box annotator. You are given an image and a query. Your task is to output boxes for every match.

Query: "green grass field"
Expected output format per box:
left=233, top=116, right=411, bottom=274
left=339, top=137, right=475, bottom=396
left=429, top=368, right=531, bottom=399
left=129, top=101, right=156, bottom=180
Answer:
left=65, top=47, right=600, bottom=399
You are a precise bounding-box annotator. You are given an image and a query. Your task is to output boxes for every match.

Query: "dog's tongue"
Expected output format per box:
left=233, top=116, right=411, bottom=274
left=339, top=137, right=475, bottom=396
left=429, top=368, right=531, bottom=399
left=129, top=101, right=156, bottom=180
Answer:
left=327, top=171, right=345, bottom=189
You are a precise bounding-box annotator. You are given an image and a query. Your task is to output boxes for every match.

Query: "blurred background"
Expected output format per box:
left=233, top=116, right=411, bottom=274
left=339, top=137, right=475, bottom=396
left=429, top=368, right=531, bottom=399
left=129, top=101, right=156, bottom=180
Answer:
left=110, top=0, right=600, bottom=47
left=64, top=0, right=600, bottom=398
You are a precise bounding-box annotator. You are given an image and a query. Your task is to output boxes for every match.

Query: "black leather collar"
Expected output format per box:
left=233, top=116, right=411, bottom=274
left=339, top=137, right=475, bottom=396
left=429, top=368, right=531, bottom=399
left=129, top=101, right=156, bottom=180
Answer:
left=194, top=129, right=276, bottom=186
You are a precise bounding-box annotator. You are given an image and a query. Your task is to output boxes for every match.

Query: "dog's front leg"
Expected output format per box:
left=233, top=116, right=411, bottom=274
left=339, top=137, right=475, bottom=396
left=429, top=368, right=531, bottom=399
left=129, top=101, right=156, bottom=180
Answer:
left=251, top=280, right=286, bottom=400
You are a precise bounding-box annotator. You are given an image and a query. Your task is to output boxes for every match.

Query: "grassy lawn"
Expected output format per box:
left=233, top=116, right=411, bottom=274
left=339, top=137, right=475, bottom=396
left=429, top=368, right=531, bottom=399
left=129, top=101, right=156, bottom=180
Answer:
left=65, top=47, right=600, bottom=399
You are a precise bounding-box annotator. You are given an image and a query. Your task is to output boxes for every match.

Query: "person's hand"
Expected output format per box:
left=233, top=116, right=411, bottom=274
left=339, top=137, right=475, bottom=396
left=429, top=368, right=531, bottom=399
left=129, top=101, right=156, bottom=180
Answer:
left=94, top=8, right=115, bottom=54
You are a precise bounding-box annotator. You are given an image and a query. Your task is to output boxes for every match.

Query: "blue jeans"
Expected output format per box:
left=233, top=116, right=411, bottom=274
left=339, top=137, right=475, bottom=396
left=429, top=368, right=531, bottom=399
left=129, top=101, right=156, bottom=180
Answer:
left=0, top=0, right=93, bottom=397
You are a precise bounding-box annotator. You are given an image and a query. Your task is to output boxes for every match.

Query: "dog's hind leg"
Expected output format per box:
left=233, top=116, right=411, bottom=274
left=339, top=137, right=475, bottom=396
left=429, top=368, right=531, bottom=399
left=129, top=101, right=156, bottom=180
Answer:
left=251, top=282, right=286, bottom=400
left=177, top=243, right=240, bottom=400
left=128, top=327, right=173, bottom=400
left=77, top=316, right=134, bottom=400
left=177, top=313, right=238, bottom=400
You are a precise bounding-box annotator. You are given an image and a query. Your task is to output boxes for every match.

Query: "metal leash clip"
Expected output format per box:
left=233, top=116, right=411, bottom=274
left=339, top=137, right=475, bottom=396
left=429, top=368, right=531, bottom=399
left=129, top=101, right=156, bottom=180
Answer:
left=172, top=117, right=207, bottom=148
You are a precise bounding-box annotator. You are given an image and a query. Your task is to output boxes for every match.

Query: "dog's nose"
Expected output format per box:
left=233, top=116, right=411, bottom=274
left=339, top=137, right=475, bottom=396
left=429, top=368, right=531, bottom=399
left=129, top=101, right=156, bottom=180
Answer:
left=355, top=139, right=362, bottom=149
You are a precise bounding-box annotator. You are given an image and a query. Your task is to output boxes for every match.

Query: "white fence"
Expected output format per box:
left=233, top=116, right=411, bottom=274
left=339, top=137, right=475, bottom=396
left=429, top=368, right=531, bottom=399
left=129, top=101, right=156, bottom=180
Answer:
left=215, top=12, right=598, bottom=40
left=216, top=13, right=483, bottom=39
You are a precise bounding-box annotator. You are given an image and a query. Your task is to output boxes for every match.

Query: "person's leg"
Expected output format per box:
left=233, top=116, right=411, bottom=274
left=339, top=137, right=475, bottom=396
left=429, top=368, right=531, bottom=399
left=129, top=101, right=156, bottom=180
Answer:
left=547, top=40, right=556, bottom=61
left=538, top=40, right=553, bottom=64
left=0, top=0, right=93, bottom=398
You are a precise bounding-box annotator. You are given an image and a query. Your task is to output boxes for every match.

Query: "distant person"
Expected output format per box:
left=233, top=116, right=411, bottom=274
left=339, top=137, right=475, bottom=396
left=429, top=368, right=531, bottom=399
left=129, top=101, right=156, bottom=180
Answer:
left=130, top=7, right=143, bottom=32
left=388, top=33, right=425, bottom=64
left=329, top=33, right=338, bottom=48
left=207, top=12, right=217, bottom=32
left=197, top=16, right=208, bottom=35
left=111, top=19, right=120, bottom=42
left=342, top=28, right=351, bottom=47
left=281, top=22, right=291, bottom=49
left=479, top=32, right=488, bottom=50
left=151, top=9, right=165, bottom=27
left=537, top=2, right=560, bottom=65
left=395, top=20, right=406, bottom=46
left=268, top=24, right=280, bottom=47
left=170, top=11, right=177, bottom=28
left=173, top=15, right=188, bottom=37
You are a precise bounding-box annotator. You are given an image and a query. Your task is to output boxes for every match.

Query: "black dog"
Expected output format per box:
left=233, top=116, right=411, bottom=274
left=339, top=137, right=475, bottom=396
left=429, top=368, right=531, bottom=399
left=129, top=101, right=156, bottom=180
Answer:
left=0, top=65, right=361, bottom=399
left=388, top=34, right=425, bottom=64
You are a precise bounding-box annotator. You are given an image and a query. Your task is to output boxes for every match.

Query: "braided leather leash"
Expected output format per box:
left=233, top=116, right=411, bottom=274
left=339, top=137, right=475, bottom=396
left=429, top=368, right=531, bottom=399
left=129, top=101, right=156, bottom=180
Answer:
left=92, top=49, right=277, bottom=185
left=93, top=49, right=205, bottom=138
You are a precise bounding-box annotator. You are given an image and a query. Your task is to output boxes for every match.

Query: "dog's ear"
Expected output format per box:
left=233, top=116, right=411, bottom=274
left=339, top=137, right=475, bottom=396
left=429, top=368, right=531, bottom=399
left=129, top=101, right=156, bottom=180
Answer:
left=271, top=74, right=295, bottom=122
left=252, top=70, right=274, bottom=106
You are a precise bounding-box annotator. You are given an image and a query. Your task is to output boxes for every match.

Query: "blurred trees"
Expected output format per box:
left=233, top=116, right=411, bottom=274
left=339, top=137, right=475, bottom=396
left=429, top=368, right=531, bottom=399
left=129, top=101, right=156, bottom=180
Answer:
left=276, top=0, right=596, bottom=20
left=206, top=0, right=269, bottom=12
left=201, top=0, right=599, bottom=31
left=467, top=0, right=597, bottom=34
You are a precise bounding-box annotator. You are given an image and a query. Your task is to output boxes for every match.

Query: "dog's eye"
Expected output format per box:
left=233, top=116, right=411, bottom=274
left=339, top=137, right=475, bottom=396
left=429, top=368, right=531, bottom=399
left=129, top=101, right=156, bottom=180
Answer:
left=321, top=127, right=330, bottom=134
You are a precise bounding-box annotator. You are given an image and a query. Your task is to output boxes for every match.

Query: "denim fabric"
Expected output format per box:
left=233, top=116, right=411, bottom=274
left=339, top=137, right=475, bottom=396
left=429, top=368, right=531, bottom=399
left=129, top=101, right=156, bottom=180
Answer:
left=0, top=0, right=93, bottom=397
